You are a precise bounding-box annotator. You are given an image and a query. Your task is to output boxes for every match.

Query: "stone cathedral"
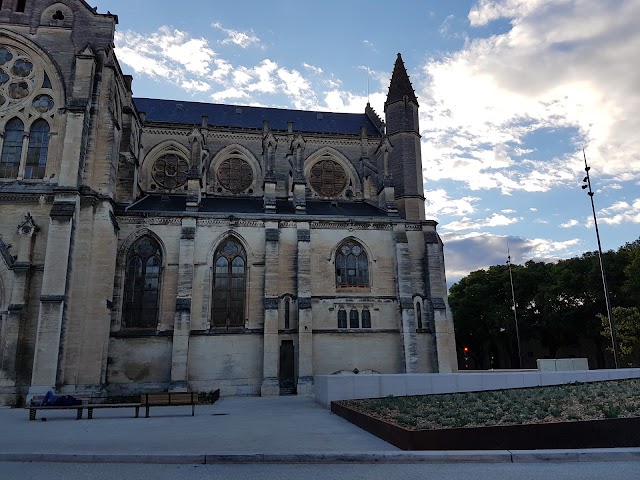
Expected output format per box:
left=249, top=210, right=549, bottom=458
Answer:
left=0, top=0, right=457, bottom=404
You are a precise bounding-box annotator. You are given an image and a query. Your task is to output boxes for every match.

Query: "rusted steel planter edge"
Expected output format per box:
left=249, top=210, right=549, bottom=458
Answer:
left=331, top=401, right=640, bottom=451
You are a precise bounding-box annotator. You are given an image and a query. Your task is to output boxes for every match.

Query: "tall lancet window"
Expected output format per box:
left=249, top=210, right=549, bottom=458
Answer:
left=212, top=238, right=246, bottom=328
left=25, top=119, right=49, bottom=179
left=0, top=118, right=24, bottom=178
left=123, top=236, right=162, bottom=329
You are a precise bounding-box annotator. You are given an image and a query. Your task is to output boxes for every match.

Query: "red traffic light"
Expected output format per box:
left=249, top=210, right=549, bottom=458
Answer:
left=463, top=346, right=469, bottom=353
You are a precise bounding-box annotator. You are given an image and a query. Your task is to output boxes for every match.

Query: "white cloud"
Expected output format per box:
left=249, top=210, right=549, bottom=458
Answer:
left=115, top=27, right=216, bottom=84
left=303, top=63, right=323, bottom=74
left=321, top=91, right=386, bottom=116
left=212, top=22, right=261, bottom=48
left=418, top=0, right=640, bottom=196
left=181, top=80, right=211, bottom=92
left=211, top=87, right=249, bottom=102
left=424, top=189, right=480, bottom=218
left=442, top=213, right=521, bottom=232
left=468, top=0, right=548, bottom=27
left=278, top=68, right=314, bottom=108
left=598, top=199, right=640, bottom=225
left=439, top=14, right=456, bottom=36
left=442, top=231, right=581, bottom=285
left=560, top=219, right=579, bottom=228
left=363, top=40, right=377, bottom=52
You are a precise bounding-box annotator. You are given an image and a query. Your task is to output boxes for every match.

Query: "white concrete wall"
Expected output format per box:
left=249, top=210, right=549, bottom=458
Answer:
left=537, top=358, right=589, bottom=371
left=314, top=368, right=640, bottom=408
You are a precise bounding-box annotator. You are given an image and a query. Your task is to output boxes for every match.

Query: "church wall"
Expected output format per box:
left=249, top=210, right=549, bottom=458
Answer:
left=312, top=333, right=403, bottom=375
left=188, top=334, right=263, bottom=396
left=61, top=201, right=118, bottom=391
left=13, top=269, right=42, bottom=388
left=0, top=2, right=458, bottom=400
left=415, top=332, right=437, bottom=373
left=106, top=337, right=172, bottom=388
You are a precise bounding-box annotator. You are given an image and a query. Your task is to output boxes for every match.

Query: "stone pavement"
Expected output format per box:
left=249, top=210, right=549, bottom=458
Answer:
left=1, top=395, right=639, bottom=464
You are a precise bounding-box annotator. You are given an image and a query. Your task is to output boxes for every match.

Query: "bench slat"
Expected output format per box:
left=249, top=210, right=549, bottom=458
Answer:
left=141, top=392, right=197, bottom=417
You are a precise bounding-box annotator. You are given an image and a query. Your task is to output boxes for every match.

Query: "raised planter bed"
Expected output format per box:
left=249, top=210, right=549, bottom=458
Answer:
left=331, top=401, right=640, bottom=450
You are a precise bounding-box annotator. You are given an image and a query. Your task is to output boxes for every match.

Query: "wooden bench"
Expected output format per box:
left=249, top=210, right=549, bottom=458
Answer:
left=27, top=396, right=141, bottom=421
left=85, top=403, right=141, bottom=419
left=28, top=403, right=86, bottom=421
left=141, top=392, right=198, bottom=418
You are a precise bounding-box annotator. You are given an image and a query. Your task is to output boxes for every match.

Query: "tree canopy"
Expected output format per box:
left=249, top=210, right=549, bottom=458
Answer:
left=449, top=238, right=640, bottom=369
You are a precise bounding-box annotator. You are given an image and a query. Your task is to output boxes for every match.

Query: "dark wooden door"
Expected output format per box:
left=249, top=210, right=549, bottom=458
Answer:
left=279, top=340, right=295, bottom=389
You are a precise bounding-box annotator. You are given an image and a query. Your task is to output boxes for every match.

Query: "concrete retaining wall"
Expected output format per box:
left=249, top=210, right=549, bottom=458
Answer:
left=314, top=368, right=640, bottom=408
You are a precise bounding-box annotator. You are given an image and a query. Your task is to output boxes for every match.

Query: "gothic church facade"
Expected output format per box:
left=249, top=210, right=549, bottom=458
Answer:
left=0, top=0, right=456, bottom=404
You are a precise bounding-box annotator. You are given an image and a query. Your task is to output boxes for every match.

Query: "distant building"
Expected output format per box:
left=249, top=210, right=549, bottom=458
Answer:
left=0, top=0, right=456, bottom=404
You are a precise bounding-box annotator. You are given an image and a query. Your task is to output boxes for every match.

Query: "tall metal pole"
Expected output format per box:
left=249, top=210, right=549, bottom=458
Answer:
left=582, top=149, right=619, bottom=368
left=507, top=244, right=523, bottom=369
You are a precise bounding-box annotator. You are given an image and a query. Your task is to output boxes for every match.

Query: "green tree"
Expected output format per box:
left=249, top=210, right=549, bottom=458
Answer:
left=450, top=237, right=640, bottom=369
left=599, top=307, right=640, bottom=367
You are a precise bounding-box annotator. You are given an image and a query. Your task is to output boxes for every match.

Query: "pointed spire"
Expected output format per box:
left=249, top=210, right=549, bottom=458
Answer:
left=385, top=53, right=419, bottom=108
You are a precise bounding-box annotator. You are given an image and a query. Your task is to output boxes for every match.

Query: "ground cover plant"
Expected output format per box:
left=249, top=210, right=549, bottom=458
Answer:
left=339, top=379, right=640, bottom=430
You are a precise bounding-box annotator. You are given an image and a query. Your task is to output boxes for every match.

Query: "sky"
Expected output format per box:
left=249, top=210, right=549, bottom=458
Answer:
left=95, top=0, right=640, bottom=286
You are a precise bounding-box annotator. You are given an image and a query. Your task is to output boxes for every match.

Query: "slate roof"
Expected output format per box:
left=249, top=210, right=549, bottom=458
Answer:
left=385, top=53, right=419, bottom=108
left=133, top=98, right=383, bottom=137
left=124, top=195, right=388, bottom=218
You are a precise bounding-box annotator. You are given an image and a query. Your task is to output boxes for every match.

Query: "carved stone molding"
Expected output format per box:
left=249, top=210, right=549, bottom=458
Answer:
left=150, top=218, right=181, bottom=226
left=310, top=221, right=393, bottom=231
left=18, top=213, right=39, bottom=237
left=197, top=219, right=228, bottom=226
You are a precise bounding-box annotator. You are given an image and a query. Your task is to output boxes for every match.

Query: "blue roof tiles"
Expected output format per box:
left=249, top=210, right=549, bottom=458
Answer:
left=133, top=98, right=383, bottom=137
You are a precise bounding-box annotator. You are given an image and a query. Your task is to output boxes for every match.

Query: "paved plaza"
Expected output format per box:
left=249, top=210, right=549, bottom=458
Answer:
left=0, top=395, right=639, bottom=465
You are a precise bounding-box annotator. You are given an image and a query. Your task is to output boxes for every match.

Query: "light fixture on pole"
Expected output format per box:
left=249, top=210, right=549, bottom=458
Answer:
left=581, top=149, right=619, bottom=368
left=506, top=244, right=523, bottom=369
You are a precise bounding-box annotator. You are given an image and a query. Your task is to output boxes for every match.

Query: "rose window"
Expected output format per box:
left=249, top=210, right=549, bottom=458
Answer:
left=309, top=159, right=347, bottom=197
left=152, top=154, right=189, bottom=190
left=217, top=158, right=253, bottom=193
left=0, top=45, right=54, bottom=115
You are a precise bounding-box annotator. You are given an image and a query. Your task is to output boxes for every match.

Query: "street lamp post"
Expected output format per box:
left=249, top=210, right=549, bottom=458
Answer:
left=581, top=149, right=620, bottom=368
left=506, top=244, right=523, bottom=369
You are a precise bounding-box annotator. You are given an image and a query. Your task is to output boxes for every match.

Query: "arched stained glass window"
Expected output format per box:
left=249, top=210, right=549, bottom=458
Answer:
left=349, top=308, right=359, bottom=328
left=362, top=308, right=371, bottom=329
left=0, top=117, right=23, bottom=178
left=25, top=119, right=49, bottom=179
left=335, top=240, right=369, bottom=287
left=212, top=238, right=246, bottom=328
left=337, top=308, right=347, bottom=329
left=123, top=236, right=162, bottom=329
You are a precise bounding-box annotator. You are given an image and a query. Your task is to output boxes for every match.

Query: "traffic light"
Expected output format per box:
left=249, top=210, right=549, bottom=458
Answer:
left=463, top=346, right=469, bottom=369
